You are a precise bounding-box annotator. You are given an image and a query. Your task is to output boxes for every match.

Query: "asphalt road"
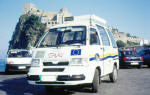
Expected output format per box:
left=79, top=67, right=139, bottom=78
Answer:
left=0, top=67, right=150, bottom=95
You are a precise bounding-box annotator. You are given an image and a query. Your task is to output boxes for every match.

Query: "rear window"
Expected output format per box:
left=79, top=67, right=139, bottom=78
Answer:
left=8, top=51, right=31, bottom=58
left=122, top=51, right=134, bottom=56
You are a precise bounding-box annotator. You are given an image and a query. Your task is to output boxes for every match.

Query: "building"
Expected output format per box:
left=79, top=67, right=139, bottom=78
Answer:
left=110, top=28, right=142, bottom=44
left=23, top=3, right=72, bottom=29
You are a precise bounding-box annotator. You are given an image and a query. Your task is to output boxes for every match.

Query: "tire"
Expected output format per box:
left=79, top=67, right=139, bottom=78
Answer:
left=109, top=66, right=118, bottom=83
left=137, top=64, right=142, bottom=69
left=91, top=69, right=100, bottom=93
left=5, top=66, right=10, bottom=74
left=148, top=65, right=150, bottom=68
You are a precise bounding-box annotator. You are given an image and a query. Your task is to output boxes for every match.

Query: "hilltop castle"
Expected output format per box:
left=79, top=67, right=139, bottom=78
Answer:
left=23, top=3, right=72, bottom=29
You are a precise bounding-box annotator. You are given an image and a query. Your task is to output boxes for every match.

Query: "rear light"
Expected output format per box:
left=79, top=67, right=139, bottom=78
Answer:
left=123, top=57, right=128, bottom=61
left=140, top=56, right=143, bottom=61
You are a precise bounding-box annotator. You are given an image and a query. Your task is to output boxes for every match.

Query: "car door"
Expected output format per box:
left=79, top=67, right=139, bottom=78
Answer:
left=89, top=28, right=104, bottom=76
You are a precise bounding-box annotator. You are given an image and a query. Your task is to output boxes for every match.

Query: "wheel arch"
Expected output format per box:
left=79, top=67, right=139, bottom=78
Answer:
left=96, top=66, right=101, bottom=77
left=114, top=62, right=119, bottom=70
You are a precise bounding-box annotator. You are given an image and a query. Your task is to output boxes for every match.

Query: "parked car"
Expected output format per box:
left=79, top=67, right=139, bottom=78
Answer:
left=119, top=50, right=143, bottom=68
left=5, top=49, right=32, bottom=73
left=138, top=49, right=150, bottom=68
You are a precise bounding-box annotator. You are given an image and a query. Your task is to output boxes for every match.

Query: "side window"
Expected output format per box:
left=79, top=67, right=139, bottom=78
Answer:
left=106, top=29, right=117, bottom=48
left=96, top=25, right=110, bottom=46
left=90, top=28, right=100, bottom=45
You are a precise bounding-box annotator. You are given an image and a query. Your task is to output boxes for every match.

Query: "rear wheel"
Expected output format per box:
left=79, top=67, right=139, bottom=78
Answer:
left=137, top=64, right=142, bottom=69
left=109, top=66, right=118, bottom=82
left=148, top=64, right=150, bottom=68
left=91, top=69, right=100, bottom=93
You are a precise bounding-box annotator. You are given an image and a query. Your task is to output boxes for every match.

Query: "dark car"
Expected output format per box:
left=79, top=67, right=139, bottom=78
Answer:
left=138, top=49, right=150, bottom=68
left=119, top=50, right=143, bottom=68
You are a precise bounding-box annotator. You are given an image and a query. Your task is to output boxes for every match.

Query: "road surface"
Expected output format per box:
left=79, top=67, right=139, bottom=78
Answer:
left=0, top=67, right=150, bottom=95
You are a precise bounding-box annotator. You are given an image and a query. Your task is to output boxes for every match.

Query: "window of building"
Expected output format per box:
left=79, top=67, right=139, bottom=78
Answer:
left=90, top=28, right=100, bottom=45
left=52, top=22, right=54, bottom=25
left=96, top=25, right=110, bottom=46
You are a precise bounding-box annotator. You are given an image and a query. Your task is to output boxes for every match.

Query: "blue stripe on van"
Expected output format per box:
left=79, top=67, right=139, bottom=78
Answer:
left=89, top=55, right=118, bottom=61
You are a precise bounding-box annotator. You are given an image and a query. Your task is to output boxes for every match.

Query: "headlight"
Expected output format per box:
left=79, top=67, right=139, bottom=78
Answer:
left=31, top=59, right=40, bottom=67
left=70, top=58, right=88, bottom=65
left=35, top=51, right=45, bottom=58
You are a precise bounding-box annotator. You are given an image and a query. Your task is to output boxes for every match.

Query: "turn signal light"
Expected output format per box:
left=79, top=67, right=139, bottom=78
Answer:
left=123, top=57, right=128, bottom=61
left=140, top=56, right=143, bottom=61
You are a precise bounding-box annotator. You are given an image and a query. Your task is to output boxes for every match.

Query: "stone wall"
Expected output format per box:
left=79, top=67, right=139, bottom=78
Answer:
left=111, top=28, right=142, bottom=43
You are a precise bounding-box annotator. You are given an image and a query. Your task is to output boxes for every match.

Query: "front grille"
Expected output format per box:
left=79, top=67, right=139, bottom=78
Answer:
left=43, top=62, right=69, bottom=66
left=43, top=68, right=65, bottom=72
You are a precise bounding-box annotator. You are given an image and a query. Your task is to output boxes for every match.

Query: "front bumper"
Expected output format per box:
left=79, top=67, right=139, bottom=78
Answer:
left=27, top=74, right=86, bottom=85
left=27, top=66, right=96, bottom=86
left=6, top=64, right=30, bottom=72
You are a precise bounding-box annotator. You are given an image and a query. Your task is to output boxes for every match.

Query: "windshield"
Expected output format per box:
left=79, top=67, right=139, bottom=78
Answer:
left=39, top=26, right=86, bottom=47
left=8, top=51, right=31, bottom=58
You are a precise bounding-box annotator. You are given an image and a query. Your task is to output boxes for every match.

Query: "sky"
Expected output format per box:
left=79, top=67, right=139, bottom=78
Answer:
left=0, top=0, right=150, bottom=58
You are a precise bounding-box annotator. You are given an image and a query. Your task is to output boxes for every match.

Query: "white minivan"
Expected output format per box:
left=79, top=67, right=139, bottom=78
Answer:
left=5, top=49, right=32, bottom=73
left=27, top=15, right=119, bottom=92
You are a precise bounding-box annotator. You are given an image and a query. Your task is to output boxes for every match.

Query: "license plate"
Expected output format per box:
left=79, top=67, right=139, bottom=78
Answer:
left=131, top=62, right=138, bottom=65
left=18, top=66, right=26, bottom=69
left=40, top=76, right=56, bottom=81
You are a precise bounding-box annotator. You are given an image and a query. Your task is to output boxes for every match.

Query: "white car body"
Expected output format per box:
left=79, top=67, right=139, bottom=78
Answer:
left=6, top=49, right=32, bottom=72
left=27, top=15, right=119, bottom=88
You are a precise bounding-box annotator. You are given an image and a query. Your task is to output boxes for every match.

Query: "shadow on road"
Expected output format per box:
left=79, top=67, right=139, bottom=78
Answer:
left=0, top=71, right=27, bottom=75
left=0, top=76, right=46, bottom=95
left=0, top=76, right=78, bottom=95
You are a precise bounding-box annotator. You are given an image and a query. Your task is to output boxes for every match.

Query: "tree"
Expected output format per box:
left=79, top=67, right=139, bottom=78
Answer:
left=127, top=33, right=131, bottom=37
left=127, top=40, right=139, bottom=47
left=9, top=14, right=46, bottom=50
left=116, top=40, right=126, bottom=48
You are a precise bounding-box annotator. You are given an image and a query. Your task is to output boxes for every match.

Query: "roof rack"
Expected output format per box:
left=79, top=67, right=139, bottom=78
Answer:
left=74, top=15, right=106, bottom=25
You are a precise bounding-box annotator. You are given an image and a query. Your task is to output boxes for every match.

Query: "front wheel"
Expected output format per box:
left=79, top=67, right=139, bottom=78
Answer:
left=109, top=66, right=118, bottom=82
left=91, top=69, right=100, bottom=93
left=5, top=66, right=10, bottom=74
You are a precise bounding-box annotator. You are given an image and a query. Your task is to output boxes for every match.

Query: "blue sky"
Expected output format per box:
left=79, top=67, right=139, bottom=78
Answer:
left=0, top=0, right=150, bottom=58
